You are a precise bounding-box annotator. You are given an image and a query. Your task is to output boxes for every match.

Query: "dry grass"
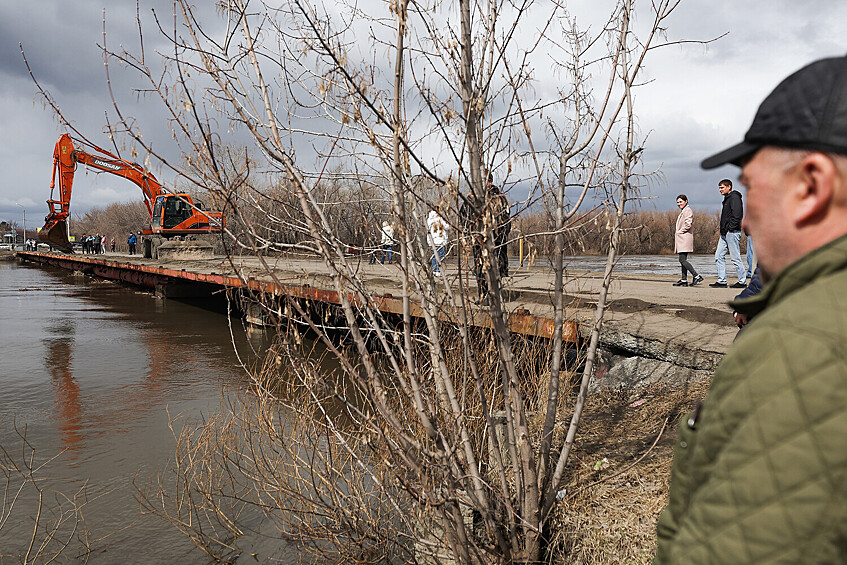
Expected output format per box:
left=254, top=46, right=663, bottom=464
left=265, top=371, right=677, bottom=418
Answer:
left=547, top=378, right=712, bottom=564
left=429, top=326, right=713, bottom=564
left=379, top=329, right=712, bottom=564
left=514, top=208, right=743, bottom=257
left=147, top=319, right=714, bottom=564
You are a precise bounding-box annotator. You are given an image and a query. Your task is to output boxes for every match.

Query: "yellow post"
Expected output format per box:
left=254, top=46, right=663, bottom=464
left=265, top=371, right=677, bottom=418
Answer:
left=519, top=237, right=524, bottom=268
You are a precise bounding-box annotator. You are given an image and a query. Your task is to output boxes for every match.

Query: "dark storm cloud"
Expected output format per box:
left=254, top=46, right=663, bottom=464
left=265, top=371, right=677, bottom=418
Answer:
left=0, top=0, right=152, bottom=95
left=666, top=0, right=845, bottom=66
left=1, top=0, right=846, bottom=228
left=631, top=0, right=847, bottom=214
left=0, top=0, right=192, bottom=226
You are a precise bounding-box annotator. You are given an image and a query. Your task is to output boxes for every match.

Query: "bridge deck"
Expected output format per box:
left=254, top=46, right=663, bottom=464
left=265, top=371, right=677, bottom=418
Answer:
left=16, top=251, right=740, bottom=370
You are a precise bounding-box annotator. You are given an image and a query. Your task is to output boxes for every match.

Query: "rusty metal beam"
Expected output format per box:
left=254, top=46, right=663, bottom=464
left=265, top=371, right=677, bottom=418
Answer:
left=16, top=251, right=578, bottom=342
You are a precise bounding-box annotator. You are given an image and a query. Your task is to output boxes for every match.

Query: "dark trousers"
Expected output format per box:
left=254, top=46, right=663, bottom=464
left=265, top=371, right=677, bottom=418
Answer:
left=679, top=252, right=699, bottom=279
left=495, top=235, right=509, bottom=277
left=474, top=238, right=510, bottom=298
left=473, top=244, right=487, bottom=298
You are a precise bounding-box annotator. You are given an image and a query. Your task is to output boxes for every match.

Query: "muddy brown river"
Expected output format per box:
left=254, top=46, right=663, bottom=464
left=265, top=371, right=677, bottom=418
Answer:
left=0, top=261, right=273, bottom=562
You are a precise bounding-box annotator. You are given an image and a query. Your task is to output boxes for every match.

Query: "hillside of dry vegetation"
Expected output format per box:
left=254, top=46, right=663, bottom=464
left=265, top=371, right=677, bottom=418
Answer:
left=515, top=208, right=745, bottom=257
left=551, top=378, right=711, bottom=564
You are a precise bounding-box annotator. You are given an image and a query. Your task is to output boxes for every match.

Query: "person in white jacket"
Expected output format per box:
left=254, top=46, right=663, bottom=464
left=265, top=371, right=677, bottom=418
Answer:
left=427, top=210, right=448, bottom=275
left=380, top=221, right=394, bottom=264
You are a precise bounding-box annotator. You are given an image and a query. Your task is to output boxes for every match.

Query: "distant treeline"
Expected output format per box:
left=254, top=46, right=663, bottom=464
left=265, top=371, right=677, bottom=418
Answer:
left=71, top=199, right=743, bottom=257
left=514, top=208, right=749, bottom=256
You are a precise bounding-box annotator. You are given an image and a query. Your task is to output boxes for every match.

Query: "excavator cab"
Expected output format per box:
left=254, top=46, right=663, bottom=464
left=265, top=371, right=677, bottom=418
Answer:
left=151, top=195, right=199, bottom=230
left=150, top=194, right=220, bottom=233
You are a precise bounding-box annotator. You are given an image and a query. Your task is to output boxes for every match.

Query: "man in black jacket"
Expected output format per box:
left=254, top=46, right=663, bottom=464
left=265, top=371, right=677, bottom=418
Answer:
left=459, top=175, right=511, bottom=306
left=709, top=179, right=747, bottom=288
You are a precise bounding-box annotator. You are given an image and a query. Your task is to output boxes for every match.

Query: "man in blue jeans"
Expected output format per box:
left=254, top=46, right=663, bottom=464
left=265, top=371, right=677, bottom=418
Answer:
left=745, top=234, right=755, bottom=279
left=710, top=179, right=747, bottom=288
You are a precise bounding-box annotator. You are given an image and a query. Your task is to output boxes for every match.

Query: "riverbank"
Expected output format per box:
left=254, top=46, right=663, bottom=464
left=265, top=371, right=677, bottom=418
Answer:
left=204, top=255, right=731, bottom=563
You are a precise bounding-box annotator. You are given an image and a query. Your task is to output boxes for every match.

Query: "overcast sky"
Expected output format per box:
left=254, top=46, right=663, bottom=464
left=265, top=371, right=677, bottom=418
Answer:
left=1, top=0, right=845, bottom=234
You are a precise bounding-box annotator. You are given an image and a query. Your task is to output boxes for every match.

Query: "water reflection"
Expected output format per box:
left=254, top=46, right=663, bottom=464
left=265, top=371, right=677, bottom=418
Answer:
left=44, top=319, right=84, bottom=455
left=0, top=262, right=273, bottom=563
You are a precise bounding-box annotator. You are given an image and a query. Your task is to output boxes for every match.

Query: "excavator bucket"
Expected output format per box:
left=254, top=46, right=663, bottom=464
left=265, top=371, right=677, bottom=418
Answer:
left=39, top=220, right=74, bottom=253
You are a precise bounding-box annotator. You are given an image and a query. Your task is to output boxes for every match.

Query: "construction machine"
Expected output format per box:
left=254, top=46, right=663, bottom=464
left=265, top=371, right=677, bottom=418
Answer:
left=40, top=134, right=224, bottom=254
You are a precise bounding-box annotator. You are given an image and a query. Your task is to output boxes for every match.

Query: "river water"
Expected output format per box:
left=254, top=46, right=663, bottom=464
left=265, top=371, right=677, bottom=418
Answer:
left=0, top=261, right=272, bottom=562
left=555, top=253, right=720, bottom=276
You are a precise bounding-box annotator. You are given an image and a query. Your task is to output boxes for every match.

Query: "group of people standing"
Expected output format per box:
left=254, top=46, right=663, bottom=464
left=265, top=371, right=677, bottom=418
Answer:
left=74, top=233, right=140, bottom=254
left=673, top=178, right=754, bottom=289
left=427, top=176, right=511, bottom=307
left=371, top=174, right=512, bottom=307
left=80, top=233, right=115, bottom=254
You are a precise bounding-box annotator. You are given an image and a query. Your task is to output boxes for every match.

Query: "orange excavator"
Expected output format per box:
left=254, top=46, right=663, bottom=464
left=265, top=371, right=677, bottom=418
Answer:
left=40, top=133, right=225, bottom=253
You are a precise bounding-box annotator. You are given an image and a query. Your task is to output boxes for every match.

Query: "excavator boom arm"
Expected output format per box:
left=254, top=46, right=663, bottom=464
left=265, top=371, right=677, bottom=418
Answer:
left=40, top=134, right=223, bottom=253
left=51, top=133, right=162, bottom=213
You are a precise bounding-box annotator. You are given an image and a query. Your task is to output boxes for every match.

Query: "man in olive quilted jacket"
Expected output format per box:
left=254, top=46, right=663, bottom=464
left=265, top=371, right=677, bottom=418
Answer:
left=655, top=55, right=847, bottom=564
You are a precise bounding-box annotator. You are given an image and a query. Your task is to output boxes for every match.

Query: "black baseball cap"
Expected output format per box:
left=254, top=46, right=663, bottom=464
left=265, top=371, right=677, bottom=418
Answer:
left=701, top=55, right=847, bottom=169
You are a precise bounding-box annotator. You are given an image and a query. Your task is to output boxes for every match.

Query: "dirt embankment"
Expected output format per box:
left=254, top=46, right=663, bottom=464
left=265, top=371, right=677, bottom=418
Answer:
left=553, top=378, right=710, bottom=564
left=544, top=275, right=731, bottom=562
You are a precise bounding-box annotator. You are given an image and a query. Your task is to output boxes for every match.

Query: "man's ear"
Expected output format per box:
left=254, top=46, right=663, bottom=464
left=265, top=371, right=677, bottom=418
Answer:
left=793, top=153, right=835, bottom=227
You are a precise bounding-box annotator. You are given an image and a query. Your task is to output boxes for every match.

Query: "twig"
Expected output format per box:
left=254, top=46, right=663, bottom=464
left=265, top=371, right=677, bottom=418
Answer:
left=567, top=416, right=669, bottom=500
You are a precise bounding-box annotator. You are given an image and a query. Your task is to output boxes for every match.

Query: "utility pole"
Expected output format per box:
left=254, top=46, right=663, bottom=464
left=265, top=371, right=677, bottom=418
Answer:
left=16, top=203, right=26, bottom=249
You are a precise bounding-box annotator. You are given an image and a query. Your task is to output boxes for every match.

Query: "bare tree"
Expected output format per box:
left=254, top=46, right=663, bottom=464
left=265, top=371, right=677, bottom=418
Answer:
left=26, top=0, right=703, bottom=561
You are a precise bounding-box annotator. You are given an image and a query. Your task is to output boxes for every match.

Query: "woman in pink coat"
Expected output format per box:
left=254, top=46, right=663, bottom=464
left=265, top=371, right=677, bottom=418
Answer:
left=673, top=194, right=703, bottom=286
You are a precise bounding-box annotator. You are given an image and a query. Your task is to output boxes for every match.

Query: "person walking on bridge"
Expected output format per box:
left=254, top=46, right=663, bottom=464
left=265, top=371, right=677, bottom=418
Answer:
left=380, top=220, right=394, bottom=264
left=427, top=209, right=448, bottom=275
left=673, top=194, right=703, bottom=286
left=710, top=179, right=747, bottom=288
left=460, top=174, right=511, bottom=304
